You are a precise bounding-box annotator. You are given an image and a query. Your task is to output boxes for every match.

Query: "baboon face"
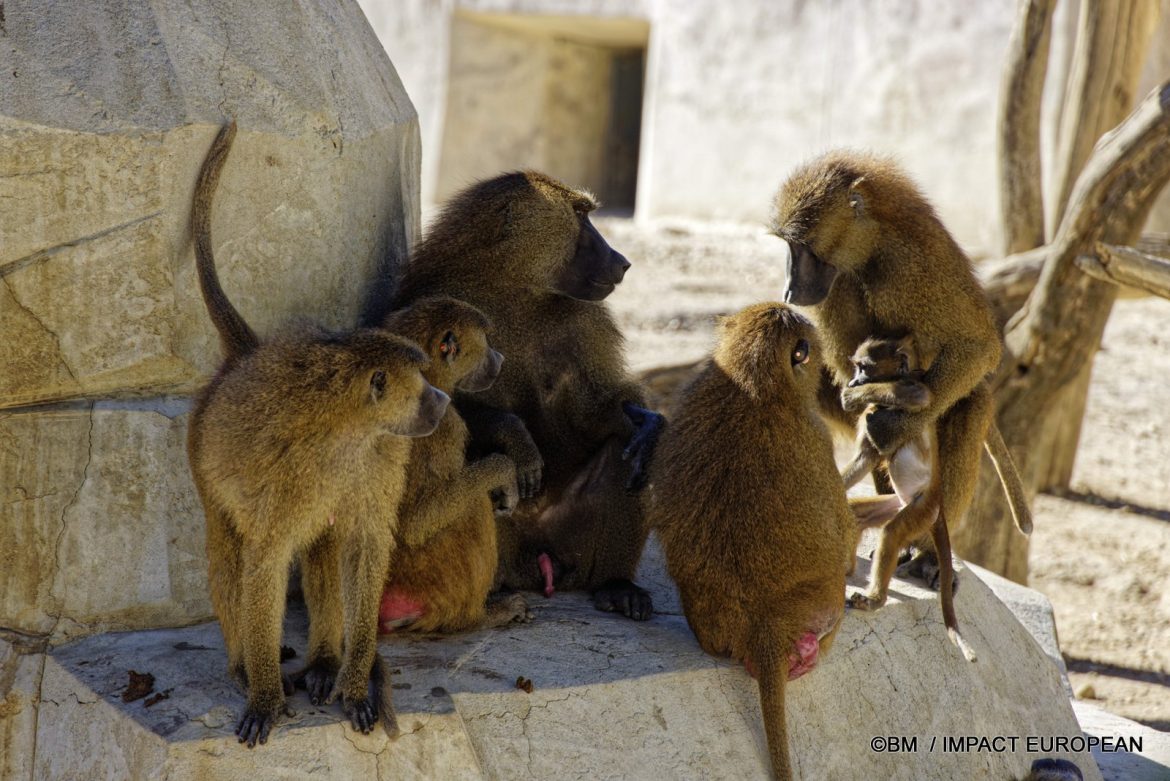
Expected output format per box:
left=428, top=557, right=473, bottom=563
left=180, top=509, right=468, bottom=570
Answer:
left=848, top=337, right=914, bottom=387
left=553, top=205, right=631, bottom=302
left=344, top=330, right=448, bottom=438
left=381, top=297, right=500, bottom=394
left=772, top=152, right=887, bottom=306
left=715, top=303, right=821, bottom=398
left=783, top=241, right=839, bottom=306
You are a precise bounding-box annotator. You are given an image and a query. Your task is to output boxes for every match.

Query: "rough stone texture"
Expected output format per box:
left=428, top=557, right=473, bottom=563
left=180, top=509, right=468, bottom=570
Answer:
left=1074, top=702, right=1170, bottom=781
left=18, top=543, right=1101, bottom=780
left=969, top=562, right=1071, bottom=692
left=0, top=636, right=45, bottom=781
left=0, top=0, right=421, bottom=409
left=0, top=401, right=210, bottom=643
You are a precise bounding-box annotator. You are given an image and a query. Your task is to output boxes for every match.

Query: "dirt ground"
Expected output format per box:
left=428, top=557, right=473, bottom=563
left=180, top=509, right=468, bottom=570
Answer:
left=598, top=216, right=1170, bottom=731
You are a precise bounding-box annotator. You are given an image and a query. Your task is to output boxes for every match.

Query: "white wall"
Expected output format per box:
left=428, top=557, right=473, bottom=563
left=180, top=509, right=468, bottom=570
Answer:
left=358, top=0, right=1169, bottom=256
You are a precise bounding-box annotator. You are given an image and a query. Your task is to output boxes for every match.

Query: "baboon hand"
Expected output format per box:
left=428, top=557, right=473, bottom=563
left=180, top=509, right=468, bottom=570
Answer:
left=865, top=407, right=922, bottom=455
left=621, top=402, right=665, bottom=491
left=512, top=445, right=543, bottom=499
left=491, top=477, right=520, bottom=516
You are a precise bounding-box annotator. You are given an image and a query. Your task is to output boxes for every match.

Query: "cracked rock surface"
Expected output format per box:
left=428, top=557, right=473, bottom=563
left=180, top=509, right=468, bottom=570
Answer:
left=0, top=0, right=420, bottom=409
left=13, top=538, right=1101, bottom=781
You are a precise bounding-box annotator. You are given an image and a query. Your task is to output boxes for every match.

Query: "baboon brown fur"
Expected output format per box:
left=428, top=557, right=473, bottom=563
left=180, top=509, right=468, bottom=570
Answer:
left=772, top=150, right=1023, bottom=614
left=188, top=121, right=448, bottom=746
left=838, top=335, right=975, bottom=661
left=840, top=335, right=1032, bottom=539
left=375, top=295, right=533, bottom=633
left=648, top=303, right=858, bottom=781
left=392, top=171, right=664, bottom=619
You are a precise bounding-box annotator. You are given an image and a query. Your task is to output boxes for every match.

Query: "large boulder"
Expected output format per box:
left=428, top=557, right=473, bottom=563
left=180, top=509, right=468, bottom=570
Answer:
left=0, top=0, right=420, bottom=641
left=9, top=541, right=1103, bottom=780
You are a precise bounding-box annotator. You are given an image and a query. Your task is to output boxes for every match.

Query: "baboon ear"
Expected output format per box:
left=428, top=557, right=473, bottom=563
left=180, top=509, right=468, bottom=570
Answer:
left=848, top=177, right=867, bottom=216
left=368, top=369, right=387, bottom=403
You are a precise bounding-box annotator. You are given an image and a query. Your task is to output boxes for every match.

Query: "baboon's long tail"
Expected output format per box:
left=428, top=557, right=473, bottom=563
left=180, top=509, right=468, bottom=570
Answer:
left=192, top=121, right=259, bottom=362
left=984, top=423, right=1033, bottom=535
left=755, top=640, right=793, bottom=780
left=931, top=511, right=977, bottom=662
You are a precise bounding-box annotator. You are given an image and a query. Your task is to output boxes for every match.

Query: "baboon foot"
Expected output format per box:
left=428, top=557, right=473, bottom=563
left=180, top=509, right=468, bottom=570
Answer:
left=592, top=578, right=653, bottom=621
left=235, top=696, right=291, bottom=748
left=847, top=591, right=887, bottom=611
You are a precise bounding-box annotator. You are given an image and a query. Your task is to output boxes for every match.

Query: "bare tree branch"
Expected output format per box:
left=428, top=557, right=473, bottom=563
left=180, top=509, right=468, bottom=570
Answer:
left=998, top=0, right=1055, bottom=255
left=1077, top=243, right=1170, bottom=299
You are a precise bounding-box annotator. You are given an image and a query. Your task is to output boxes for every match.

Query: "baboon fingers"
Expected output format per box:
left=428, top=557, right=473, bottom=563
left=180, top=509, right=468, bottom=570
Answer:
left=344, top=697, right=378, bottom=734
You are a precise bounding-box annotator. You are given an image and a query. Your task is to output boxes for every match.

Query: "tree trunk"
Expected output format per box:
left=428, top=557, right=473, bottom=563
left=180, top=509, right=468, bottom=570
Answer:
left=955, top=81, right=1170, bottom=582
left=1027, top=0, right=1160, bottom=494
left=998, top=0, right=1055, bottom=256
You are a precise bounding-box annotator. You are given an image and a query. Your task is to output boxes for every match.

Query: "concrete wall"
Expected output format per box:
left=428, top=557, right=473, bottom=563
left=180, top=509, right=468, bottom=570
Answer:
left=359, top=0, right=1169, bottom=257
left=0, top=0, right=421, bottom=643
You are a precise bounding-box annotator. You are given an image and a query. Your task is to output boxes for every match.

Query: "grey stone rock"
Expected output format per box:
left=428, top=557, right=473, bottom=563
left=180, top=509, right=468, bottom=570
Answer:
left=0, top=0, right=420, bottom=409
left=25, top=552, right=1101, bottom=780
left=1, top=401, right=210, bottom=642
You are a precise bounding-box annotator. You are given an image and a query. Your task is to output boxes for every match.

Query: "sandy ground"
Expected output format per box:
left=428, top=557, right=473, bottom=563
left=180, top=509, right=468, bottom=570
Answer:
left=597, top=216, right=1170, bottom=730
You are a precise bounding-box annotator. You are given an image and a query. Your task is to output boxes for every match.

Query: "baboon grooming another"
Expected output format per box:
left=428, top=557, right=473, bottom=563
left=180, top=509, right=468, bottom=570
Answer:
left=392, top=172, right=664, bottom=619
left=648, top=303, right=858, bottom=780
left=189, top=122, right=448, bottom=746
left=772, top=151, right=1010, bottom=613
left=376, top=295, right=533, bottom=633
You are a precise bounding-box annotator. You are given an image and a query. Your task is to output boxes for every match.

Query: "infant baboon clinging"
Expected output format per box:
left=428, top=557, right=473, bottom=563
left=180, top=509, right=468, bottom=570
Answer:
left=393, top=171, right=664, bottom=619
left=189, top=122, right=448, bottom=746
left=840, top=335, right=1032, bottom=539
left=838, top=335, right=974, bottom=661
left=772, top=151, right=1023, bottom=615
left=376, top=295, right=533, bottom=634
left=648, top=303, right=858, bottom=781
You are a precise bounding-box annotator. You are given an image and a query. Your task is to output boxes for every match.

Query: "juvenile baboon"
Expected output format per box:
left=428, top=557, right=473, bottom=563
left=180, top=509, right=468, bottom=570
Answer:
left=392, top=172, right=664, bottom=619
left=838, top=335, right=974, bottom=661
left=375, top=295, right=533, bottom=633
left=772, top=151, right=1018, bottom=614
left=189, top=122, right=448, bottom=746
left=648, top=303, right=858, bottom=780
left=840, top=335, right=1033, bottom=539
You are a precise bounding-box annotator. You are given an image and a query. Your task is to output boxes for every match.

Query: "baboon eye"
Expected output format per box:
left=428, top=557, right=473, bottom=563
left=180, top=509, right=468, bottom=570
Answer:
left=370, top=370, right=387, bottom=398
left=791, top=339, right=810, bottom=366
left=439, top=332, right=459, bottom=360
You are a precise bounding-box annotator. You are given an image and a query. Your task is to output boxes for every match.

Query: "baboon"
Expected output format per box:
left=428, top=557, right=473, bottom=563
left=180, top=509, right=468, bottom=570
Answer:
left=392, top=172, right=664, bottom=619
left=648, top=303, right=858, bottom=780
left=1021, top=758, right=1083, bottom=781
left=837, top=335, right=974, bottom=661
left=375, top=295, right=533, bottom=633
left=189, top=122, right=448, bottom=746
left=840, top=335, right=1033, bottom=538
left=772, top=151, right=1019, bottom=615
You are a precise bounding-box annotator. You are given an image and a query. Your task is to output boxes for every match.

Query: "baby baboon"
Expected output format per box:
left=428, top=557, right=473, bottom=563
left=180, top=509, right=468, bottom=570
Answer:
left=393, top=171, right=664, bottom=619
left=189, top=122, right=448, bottom=746
left=838, top=335, right=974, bottom=661
left=375, top=295, right=533, bottom=633
left=648, top=303, right=858, bottom=780
left=772, top=151, right=1020, bottom=614
left=840, top=335, right=1032, bottom=538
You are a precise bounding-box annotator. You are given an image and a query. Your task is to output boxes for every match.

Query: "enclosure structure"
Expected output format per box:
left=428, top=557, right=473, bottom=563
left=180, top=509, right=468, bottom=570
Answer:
left=362, top=0, right=1170, bottom=255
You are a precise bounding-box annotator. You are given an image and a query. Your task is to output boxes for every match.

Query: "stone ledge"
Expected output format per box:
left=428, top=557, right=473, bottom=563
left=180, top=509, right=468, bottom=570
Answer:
left=6, top=541, right=1102, bottom=781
